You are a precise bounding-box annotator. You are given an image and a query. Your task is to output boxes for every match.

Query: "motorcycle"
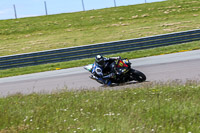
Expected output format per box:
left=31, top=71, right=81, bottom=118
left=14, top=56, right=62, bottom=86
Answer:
left=84, top=58, right=146, bottom=85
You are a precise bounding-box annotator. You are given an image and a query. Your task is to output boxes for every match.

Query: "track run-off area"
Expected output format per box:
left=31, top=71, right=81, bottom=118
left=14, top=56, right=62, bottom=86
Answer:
left=0, top=50, right=200, bottom=97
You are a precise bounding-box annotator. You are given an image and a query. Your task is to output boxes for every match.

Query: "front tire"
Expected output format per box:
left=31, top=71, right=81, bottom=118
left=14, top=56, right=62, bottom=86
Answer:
left=130, top=69, right=146, bottom=82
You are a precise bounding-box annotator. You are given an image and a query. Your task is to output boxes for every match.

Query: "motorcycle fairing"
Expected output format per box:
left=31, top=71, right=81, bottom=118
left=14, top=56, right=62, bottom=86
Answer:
left=116, top=60, right=128, bottom=68
left=91, top=63, right=103, bottom=77
left=84, top=64, right=93, bottom=72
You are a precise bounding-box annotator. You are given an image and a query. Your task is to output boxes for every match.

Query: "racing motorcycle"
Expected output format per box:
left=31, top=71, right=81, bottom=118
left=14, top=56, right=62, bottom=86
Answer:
left=84, top=58, right=146, bottom=85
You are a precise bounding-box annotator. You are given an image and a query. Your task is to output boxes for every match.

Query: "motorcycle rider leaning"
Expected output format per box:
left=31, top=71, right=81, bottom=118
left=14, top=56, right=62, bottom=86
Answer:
left=92, top=55, right=121, bottom=85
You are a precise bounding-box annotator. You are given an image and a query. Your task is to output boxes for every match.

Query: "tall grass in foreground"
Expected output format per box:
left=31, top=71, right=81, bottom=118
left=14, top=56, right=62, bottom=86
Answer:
left=1, top=81, right=200, bottom=132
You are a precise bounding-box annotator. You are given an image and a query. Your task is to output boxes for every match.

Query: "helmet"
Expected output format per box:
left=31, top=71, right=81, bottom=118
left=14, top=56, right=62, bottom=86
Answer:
left=95, top=55, right=105, bottom=67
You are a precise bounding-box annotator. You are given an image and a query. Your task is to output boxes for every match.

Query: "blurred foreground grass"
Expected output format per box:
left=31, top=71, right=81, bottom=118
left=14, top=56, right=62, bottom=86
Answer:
left=0, top=81, right=200, bottom=132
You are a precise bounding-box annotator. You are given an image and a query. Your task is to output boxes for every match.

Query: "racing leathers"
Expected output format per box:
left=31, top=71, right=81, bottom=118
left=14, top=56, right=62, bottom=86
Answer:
left=91, top=56, right=121, bottom=85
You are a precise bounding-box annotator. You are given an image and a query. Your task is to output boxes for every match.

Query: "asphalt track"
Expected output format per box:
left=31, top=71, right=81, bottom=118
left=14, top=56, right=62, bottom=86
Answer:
left=0, top=50, right=200, bottom=97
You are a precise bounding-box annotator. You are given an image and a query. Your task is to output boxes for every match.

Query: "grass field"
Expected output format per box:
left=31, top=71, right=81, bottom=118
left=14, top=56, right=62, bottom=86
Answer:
left=0, top=0, right=200, bottom=78
left=0, top=81, right=200, bottom=132
left=0, top=0, right=200, bottom=56
left=1, top=0, right=200, bottom=132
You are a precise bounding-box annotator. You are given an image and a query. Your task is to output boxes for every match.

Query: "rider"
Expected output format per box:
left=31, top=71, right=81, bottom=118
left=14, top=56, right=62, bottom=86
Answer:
left=92, top=55, right=121, bottom=85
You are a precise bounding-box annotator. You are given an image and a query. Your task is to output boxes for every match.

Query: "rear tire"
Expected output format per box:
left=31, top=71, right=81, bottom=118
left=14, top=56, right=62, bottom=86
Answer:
left=130, top=69, right=146, bottom=82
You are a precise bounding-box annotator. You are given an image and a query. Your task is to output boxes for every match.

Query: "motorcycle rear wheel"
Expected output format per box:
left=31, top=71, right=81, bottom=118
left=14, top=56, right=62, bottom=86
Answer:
left=130, top=69, right=146, bottom=82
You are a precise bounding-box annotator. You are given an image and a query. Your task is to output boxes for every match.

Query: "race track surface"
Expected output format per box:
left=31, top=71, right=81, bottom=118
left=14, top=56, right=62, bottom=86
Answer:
left=0, top=50, right=200, bottom=97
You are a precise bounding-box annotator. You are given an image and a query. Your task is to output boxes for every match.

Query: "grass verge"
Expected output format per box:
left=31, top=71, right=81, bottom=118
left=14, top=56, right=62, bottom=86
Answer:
left=0, top=41, right=199, bottom=78
left=0, top=0, right=200, bottom=56
left=0, top=0, right=200, bottom=78
left=0, top=81, right=200, bottom=132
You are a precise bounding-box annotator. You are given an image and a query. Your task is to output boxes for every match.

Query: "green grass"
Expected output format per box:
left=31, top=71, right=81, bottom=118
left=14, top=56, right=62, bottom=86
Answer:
left=0, top=0, right=200, bottom=56
left=0, top=40, right=199, bottom=78
left=1, top=81, right=200, bottom=132
left=1, top=1, right=200, bottom=131
left=0, top=0, right=200, bottom=78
